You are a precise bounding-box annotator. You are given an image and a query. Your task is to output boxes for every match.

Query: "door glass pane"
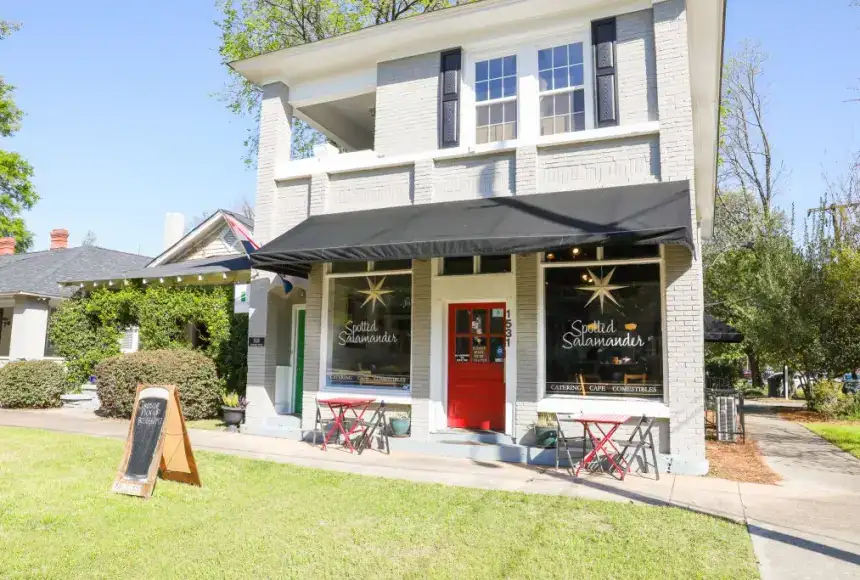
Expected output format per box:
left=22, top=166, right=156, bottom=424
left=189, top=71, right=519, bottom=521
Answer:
left=490, top=308, right=505, bottom=334
left=455, top=337, right=471, bottom=362
left=490, top=337, right=505, bottom=363
left=472, top=336, right=489, bottom=363
left=455, top=309, right=470, bottom=334
left=472, top=309, right=487, bottom=335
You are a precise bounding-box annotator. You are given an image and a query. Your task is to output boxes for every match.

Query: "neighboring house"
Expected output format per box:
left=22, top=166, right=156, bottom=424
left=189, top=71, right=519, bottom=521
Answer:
left=0, top=229, right=150, bottom=365
left=62, top=209, right=302, bottom=363
left=230, top=0, right=725, bottom=474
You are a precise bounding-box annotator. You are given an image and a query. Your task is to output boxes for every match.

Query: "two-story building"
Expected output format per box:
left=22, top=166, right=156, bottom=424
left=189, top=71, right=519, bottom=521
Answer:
left=231, top=0, right=725, bottom=475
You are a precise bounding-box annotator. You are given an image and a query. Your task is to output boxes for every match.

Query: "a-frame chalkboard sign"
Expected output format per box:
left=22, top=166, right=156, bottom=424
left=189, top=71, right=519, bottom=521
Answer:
left=111, top=384, right=201, bottom=498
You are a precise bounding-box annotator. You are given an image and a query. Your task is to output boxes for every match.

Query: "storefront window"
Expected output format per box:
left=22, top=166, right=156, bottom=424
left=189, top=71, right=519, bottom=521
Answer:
left=326, top=274, right=411, bottom=390
left=545, top=264, right=663, bottom=397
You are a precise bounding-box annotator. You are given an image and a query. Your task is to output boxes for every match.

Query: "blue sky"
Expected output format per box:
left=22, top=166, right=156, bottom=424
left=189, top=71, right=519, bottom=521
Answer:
left=1, top=0, right=859, bottom=256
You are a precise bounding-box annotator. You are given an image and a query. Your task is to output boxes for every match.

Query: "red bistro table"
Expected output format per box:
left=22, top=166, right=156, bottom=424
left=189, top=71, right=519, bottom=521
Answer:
left=571, top=413, right=632, bottom=479
left=318, top=397, right=376, bottom=453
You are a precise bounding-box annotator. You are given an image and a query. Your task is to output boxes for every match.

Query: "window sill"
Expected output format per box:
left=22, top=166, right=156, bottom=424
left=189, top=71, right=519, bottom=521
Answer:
left=318, top=386, right=413, bottom=404
left=537, top=395, right=671, bottom=418
left=275, top=121, right=661, bottom=181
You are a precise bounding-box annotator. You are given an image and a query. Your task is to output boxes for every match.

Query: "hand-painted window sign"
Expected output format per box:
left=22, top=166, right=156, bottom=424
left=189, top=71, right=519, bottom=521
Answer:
left=248, top=336, right=265, bottom=347
left=546, top=382, right=662, bottom=396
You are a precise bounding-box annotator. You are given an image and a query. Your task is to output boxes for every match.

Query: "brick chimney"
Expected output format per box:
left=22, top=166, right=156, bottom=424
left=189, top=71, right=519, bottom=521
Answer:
left=0, top=237, right=15, bottom=256
left=50, top=229, right=69, bottom=250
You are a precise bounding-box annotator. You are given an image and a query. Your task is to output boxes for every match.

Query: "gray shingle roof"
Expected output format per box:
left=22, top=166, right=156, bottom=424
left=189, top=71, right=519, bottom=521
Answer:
left=0, top=246, right=151, bottom=298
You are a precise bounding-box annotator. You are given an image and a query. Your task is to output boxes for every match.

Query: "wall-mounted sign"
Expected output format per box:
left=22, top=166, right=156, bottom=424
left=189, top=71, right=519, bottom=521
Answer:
left=248, top=336, right=265, bottom=347
left=234, top=283, right=250, bottom=314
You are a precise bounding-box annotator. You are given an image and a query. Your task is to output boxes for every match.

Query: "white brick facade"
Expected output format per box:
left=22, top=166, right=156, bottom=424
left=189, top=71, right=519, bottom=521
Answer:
left=246, top=0, right=711, bottom=474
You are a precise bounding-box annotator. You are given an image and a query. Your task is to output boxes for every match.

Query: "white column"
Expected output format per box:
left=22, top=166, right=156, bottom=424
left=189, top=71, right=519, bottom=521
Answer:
left=246, top=81, right=293, bottom=426
left=8, top=298, right=50, bottom=360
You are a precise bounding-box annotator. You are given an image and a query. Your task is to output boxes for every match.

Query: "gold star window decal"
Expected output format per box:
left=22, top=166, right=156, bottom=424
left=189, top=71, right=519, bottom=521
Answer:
left=359, top=277, right=394, bottom=312
left=575, top=268, right=628, bottom=313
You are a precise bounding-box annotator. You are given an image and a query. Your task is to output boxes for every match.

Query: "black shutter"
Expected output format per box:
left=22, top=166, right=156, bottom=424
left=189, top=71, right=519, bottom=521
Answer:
left=592, top=18, right=618, bottom=128
left=439, top=48, right=462, bottom=148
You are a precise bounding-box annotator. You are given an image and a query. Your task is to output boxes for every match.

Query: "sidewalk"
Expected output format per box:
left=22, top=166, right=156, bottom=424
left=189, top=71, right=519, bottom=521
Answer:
left=743, top=405, right=860, bottom=579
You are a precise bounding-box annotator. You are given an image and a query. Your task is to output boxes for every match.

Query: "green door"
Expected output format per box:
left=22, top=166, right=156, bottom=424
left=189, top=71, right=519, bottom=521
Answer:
left=293, top=309, right=306, bottom=415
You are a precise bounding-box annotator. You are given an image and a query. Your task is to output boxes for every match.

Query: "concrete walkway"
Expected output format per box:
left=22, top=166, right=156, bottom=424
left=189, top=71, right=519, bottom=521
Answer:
left=2, top=407, right=860, bottom=579
left=744, top=405, right=860, bottom=579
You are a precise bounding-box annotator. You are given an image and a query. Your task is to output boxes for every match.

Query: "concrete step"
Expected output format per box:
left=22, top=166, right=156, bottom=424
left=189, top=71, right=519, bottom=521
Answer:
left=242, top=414, right=304, bottom=439
left=429, top=430, right=515, bottom=446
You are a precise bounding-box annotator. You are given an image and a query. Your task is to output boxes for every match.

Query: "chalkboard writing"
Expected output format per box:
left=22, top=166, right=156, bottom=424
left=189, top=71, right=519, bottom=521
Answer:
left=125, top=393, right=168, bottom=481
left=112, top=384, right=201, bottom=498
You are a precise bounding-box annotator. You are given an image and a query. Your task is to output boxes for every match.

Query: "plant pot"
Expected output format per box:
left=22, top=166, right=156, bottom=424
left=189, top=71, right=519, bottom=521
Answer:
left=534, top=426, right=557, bottom=448
left=221, top=406, right=245, bottom=432
left=390, top=417, right=411, bottom=437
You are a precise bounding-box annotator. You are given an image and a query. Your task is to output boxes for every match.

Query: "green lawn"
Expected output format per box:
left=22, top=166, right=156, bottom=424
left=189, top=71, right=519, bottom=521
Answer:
left=806, top=423, right=860, bottom=459
left=0, top=428, right=758, bottom=579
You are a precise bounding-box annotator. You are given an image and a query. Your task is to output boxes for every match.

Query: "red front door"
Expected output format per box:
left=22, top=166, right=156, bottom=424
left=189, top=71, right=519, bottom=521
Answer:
left=447, top=303, right=506, bottom=431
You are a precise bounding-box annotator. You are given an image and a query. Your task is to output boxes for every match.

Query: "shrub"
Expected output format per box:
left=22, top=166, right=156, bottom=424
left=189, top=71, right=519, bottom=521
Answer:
left=94, top=349, right=223, bottom=420
left=0, top=360, right=67, bottom=409
left=809, top=379, right=845, bottom=419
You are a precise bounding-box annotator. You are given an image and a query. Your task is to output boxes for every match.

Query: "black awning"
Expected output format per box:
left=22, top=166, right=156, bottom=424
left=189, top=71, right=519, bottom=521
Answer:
left=251, top=181, right=693, bottom=276
left=704, top=313, right=744, bottom=343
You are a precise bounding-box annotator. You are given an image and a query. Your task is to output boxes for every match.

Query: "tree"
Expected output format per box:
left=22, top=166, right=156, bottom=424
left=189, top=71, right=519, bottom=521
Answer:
left=0, top=20, right=38, bottom=252
left=215, top=0, right=474, bottom=165
left=81, top=230, right=97, bottom=246
left=707, top=42, right=788, bottom=388
left=719, top=42, right=785, bottom=220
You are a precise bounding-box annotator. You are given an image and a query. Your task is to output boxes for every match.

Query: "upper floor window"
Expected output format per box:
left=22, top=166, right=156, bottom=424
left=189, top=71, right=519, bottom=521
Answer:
left=475, top=55, right=517, bottom=144
left=538, top=42, right=585, bottom=136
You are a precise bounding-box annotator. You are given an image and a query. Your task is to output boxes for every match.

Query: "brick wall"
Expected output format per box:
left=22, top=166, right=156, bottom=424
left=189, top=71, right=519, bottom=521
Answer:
left=301, top=264, right=325, bottom=431
left=410, top=260, right=432, bottom=438
left=433, top=153, right=515, bottom=201
left=254, top=83, right=292, bottom=245
left=655, top=0, right=706, bottom=470
left=375, top=52, right=440, bottom=157
left=272, top=179, right=310, bottom=235
left=328, top=166, right=414, bottom=213
left=536, top=135, right=661, bottom=193
left=617, top=9, right=659, bottom=124
left=514, top=254, right=539, bottom=442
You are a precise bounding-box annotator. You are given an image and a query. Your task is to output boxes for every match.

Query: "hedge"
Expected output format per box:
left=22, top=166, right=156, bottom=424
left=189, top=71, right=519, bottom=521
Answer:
left=0, top=360, right=67, bottom=409
left=94, top=349, right=223, bottom=420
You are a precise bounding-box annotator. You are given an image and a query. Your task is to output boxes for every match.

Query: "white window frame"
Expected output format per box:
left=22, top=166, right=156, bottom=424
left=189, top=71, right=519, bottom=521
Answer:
left=472, top=54, right=519, bottom=145
left=461, top=27, right=594, bottom=148
left=537, top=39, right=589, bottom=136
left=319, top=262, right=414, bottom=401
left=537, top=246, right=669, bottom=407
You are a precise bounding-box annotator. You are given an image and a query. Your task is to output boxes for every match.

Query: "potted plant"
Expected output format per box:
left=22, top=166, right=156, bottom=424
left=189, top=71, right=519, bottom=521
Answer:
left=388, top=410, right=411, bottom=437
left=221, top=392, right=248, bottom=432
left=533, top=412, right=558, bottom=448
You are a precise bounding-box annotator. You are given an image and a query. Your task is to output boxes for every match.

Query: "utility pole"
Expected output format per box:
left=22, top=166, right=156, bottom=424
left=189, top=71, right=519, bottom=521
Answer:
left=808, top=202, right=860, bottom=245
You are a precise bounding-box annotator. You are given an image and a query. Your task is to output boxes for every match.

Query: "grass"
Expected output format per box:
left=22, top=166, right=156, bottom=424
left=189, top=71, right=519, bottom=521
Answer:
left=0, top=428, right=758, bottom=579
left=805, top=423, right=860, bottom=459
left=706, top=439, right=780, bottom=485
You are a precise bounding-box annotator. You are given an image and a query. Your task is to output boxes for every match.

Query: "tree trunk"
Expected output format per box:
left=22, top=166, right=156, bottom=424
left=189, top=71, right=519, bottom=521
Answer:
left=747, top=349, right=762, bottom=390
